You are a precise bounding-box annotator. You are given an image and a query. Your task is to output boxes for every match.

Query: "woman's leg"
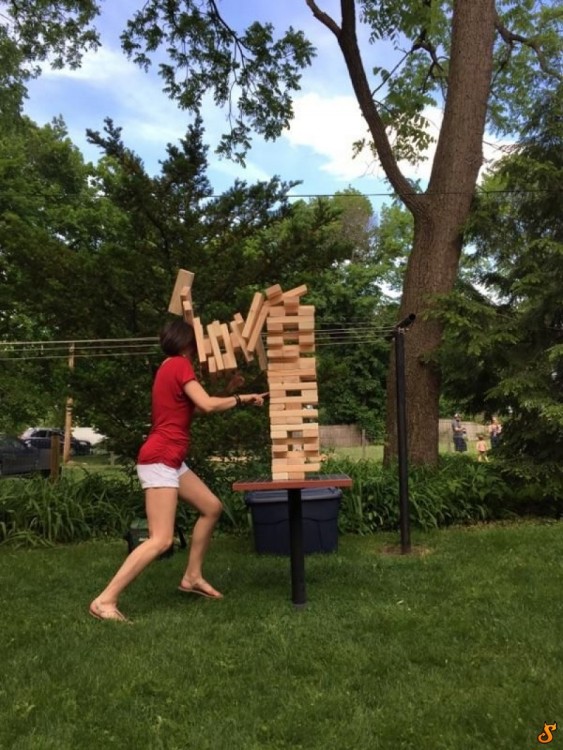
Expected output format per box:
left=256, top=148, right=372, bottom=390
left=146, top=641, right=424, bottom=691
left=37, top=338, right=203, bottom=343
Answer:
left=90, top=487, right=178, bottom=618
left=177, top=470, right=223, bottom=597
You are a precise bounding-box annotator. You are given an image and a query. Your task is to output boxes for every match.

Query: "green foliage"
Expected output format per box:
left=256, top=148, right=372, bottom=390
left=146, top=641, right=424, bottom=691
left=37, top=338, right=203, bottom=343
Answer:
left=121, top=1, right=315, bottom=163
left=437, top=84, right=563, bottom=462
left=0, top=473, right=140, bottom=546
left=119, top=1, right=561, bottom=163
left=0, top=1, right=100, bottom=124
left=3, top=450, right=562, bottom=547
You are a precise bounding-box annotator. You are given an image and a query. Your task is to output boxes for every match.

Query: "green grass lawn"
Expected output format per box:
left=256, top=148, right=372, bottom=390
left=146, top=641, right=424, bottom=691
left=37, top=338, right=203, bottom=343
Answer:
left=2, top=522, right=563, bottom=749
left=331, top=441, right=475, bottom=461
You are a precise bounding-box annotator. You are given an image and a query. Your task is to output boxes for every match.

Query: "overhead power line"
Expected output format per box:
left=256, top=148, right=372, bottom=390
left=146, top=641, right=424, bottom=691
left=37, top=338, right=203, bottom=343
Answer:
left=0, top=328, right=395, bottom=361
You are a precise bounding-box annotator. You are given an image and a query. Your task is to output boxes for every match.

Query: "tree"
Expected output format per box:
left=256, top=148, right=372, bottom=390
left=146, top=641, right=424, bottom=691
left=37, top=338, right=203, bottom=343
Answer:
left=2, top=112, right=388, bottom=455
left=119, top=0, right=562, bottom=464
left=0, top=1, right=100, bottom=126
left=437, top=84, right=563, bottom=463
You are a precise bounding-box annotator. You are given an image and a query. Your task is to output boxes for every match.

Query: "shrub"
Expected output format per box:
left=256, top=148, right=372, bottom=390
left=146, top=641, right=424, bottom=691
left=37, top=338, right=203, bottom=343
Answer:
left=1, top=452, right=561, bottom=547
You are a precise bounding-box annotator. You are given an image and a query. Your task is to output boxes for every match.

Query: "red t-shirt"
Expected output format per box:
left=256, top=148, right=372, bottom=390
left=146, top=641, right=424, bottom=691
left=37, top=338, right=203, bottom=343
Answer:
left=137, top=356, right=197, bottom=468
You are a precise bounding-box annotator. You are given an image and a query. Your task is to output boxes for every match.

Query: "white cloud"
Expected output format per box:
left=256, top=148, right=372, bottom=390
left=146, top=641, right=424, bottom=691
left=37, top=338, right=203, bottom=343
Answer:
left=283, top=93, right=373, bottom=181
left=283, top=93, right=511, bottom=186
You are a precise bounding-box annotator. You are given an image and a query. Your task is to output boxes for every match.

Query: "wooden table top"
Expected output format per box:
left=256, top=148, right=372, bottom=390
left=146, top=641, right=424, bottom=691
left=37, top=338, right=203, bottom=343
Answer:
left=232, top=474, right=353, bottom=492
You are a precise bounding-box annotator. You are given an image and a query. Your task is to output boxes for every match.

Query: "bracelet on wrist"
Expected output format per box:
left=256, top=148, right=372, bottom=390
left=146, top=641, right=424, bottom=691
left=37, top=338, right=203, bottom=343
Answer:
left=234, top=394, right=242, bottom=407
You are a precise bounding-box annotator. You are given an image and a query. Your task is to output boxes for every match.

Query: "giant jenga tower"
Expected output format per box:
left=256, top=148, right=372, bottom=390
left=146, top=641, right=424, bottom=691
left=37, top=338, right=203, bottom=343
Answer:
left=262, top=285, right=320, bottom=480
left=168, top=271, right=322, bottom=480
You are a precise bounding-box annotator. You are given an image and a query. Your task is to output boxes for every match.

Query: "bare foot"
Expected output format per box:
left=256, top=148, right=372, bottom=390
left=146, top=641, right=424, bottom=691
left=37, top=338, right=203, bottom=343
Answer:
left=178, top=578, right=223, bottom=599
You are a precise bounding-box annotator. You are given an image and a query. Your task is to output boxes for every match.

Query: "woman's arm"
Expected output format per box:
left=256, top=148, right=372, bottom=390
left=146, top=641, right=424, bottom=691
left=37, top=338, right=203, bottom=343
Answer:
left=184, top=380, right=267, bottom=414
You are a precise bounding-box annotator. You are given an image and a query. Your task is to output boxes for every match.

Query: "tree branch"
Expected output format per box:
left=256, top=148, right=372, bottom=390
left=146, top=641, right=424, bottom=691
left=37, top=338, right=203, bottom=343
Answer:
left=305, top=0, right=341, bottom=37
left=494, top=11, right=563, bottom=82
left=312, top=0, right=422, bottom=211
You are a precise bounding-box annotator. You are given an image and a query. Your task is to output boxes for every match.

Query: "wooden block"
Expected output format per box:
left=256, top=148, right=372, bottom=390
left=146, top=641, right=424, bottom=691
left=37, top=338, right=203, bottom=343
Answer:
left=282, top=285, right=308, bottom=300
left=208, top=355, right=217, bottom=375
left=193, top=317, right=207, bottom=365
left=270, top=415, right=308, bottom=425
left=220, top=322, right=237, bottom=369
left=265, top=284, right=284, bottom=305
left=181, top=298, right=194, bottom=325
left=267, top=369, right=317, bottom=381
left=298, top=334, right=315, bottom=346
left=298, top=318, right=315, bottom=332
left=254, top=333, right=268, bottom=371
left=283, top=298, right=300, bottom=314
left=266, top=321, right=284, bottom=333
left=246, top=301, right=270, bottom=353
left=241, top=292, right=264, bottom=340
left=229, top=316, right=253, bottom=363
left=272, top=472, right=290, bottom=481
left=207, top=321, right=225, bottom=371
left=269, top=409, right=318, bottom=421
left=168, top=269, right=195, bottom=316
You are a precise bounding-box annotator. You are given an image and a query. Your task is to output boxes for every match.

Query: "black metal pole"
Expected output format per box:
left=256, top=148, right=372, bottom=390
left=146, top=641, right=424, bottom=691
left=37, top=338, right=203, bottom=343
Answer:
left=288, top=488, right=307, bottom=607
left=395, top=328, right=412, bottom=554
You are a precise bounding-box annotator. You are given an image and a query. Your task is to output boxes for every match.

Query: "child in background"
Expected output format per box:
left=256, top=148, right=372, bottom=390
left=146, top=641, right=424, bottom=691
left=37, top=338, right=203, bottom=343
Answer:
left=476, top=434, right=489, bottom=462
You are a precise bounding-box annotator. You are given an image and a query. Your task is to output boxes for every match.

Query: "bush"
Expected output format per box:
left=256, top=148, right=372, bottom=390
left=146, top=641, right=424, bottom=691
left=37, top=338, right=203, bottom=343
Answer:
left=0, top=473, right=142, bottom=547
left=323, top=454, right=562, bottom=534
left=1, top=452, right=561, bottom=547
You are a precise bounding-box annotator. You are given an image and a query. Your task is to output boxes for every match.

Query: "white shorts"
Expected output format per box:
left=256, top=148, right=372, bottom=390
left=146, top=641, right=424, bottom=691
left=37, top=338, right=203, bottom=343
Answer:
left=136, top=462, right=189, bottom=489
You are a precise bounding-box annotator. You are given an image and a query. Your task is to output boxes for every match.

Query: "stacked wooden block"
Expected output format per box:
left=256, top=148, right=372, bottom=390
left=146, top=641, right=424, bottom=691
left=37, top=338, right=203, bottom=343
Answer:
left=264, top=284, right=321, bottom=481
left=168, top=270, right=322, bottom=479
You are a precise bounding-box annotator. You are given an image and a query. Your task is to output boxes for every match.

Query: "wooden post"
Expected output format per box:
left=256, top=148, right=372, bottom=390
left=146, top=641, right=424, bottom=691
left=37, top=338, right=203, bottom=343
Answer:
left=49, top=433, right=60, bottom=482
left=63, top=342, right=75, bottom=463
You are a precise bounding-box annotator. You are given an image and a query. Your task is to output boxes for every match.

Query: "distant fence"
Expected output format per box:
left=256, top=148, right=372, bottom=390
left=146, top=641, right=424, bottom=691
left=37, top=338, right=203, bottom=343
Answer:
left=320, top=421, right=485, bottom=450
left=319, top=425, right=370, bottom=448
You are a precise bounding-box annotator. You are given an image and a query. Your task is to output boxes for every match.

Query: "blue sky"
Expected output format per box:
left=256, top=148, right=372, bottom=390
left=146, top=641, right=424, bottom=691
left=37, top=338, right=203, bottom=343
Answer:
left=21, top=1, right=414, bottom=211
left=22, top=1, right=502, bottom=212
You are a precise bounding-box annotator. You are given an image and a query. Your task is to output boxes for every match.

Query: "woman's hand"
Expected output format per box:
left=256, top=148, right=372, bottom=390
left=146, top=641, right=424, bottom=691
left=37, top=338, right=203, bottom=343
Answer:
left=241, top=392, right=269, bottom=407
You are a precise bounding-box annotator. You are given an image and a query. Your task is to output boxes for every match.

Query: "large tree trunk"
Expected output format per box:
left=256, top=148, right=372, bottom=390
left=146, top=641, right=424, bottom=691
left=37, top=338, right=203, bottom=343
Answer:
left=384, top=210, right=463, bottom=465
left=313, top=0, right=497, bottom=463
left=383, top=0, right=497, bottom=465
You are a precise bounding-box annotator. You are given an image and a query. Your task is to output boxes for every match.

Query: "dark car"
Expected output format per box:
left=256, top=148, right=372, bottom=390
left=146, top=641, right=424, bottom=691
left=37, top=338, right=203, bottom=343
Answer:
left=21, top=428, right=92, bottom=456
left=0, top=434, right=40, bottom=477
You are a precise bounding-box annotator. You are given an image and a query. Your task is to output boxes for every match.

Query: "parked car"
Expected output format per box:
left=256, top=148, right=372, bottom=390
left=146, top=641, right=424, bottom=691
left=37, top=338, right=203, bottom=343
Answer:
left=0, top=434, right=40, bottom=477
left=20, top=428, right=92, bottom=456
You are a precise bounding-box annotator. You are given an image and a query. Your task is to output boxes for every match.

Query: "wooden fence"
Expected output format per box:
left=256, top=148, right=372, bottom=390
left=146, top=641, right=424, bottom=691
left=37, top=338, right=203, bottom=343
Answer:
left=320, top=421, right=486, bottom=450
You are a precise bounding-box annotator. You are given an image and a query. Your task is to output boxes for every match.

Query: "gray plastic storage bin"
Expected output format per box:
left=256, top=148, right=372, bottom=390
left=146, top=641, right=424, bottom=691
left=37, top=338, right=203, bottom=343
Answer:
left=244, top=487, right=342, bottom=555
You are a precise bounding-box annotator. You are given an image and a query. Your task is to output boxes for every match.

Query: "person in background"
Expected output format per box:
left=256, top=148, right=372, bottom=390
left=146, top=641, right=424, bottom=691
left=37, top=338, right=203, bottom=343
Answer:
left=451, top=413, right=467, bottom=452
left=488, top=416, right=502, bottom=449
left=89, top=318, right=268, bottom=622
left=476, top=434, right=489, bottom=462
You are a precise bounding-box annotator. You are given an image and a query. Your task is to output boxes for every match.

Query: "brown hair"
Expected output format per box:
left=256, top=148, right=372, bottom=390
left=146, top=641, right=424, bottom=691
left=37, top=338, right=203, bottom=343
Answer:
left=159, top=319, right=196, bottom=357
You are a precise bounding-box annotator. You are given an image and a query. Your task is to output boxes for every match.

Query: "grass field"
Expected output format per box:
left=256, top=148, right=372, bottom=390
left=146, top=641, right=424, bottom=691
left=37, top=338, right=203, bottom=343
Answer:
left=2, top=520, right=563, bottom=749
left=327, top=440, right=463, bottom=461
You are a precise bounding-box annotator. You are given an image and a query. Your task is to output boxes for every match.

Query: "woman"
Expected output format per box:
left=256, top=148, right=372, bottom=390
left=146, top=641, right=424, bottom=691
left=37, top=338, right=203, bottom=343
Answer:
left=89, top=318, right=267, bottom=622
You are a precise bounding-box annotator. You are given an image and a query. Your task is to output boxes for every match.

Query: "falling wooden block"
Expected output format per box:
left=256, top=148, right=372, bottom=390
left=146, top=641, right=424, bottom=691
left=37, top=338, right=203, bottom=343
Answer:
left=229, top=314, right=253, bottom=363
left=218, top=322, right=237, bottom=370
left=254, top=332, right=268, bottom=371
left=168, top=269, right=195, bottom=316
left=242, top=292, right=265, bottom=341
left=246, top=302, right=270, bottom=353
left=282, top=285, right=308, bottom=301
left=181, top=286, right=194, bottom=324
left=193, top=317, right=208, bottom=365
left=207, top=321, right=225, bottom=371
